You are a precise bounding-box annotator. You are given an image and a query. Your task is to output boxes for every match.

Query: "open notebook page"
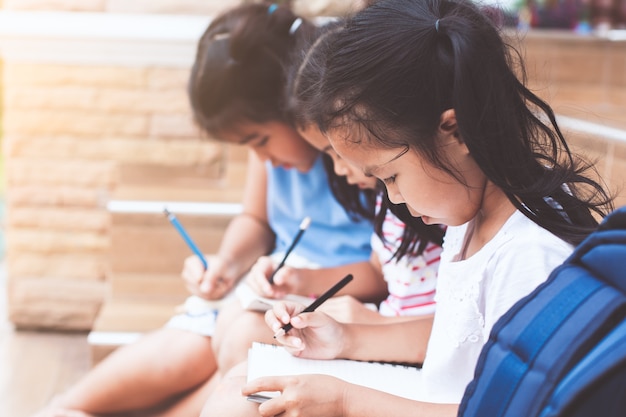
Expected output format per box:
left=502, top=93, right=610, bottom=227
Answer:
left=247, top=342, right=423, bottom=401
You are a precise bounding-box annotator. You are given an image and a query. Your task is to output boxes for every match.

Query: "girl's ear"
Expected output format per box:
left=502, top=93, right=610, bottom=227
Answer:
left=439, top=109, right=470, bottom=157
left=438, top=109, right=459, bottom=140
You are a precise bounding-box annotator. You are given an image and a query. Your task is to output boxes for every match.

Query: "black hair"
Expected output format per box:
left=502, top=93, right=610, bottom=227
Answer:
left=188, top=2, right=315, bottom=138
left=287, top=18, right=443, bottom=256
left=312, top=0, right=614, bottom=246
left=286, top=21, right=375, bottom=222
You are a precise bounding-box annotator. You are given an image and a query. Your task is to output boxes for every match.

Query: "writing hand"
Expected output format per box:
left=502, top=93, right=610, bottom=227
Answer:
left=265, top=300, right=345, bottom=359
left=246, top=256, right=301, bottom=299
left=181, top=255, right=233, bottom=300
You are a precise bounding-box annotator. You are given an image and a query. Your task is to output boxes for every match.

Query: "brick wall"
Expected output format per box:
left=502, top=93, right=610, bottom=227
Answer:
left=0, top=6, right=244, bottom=330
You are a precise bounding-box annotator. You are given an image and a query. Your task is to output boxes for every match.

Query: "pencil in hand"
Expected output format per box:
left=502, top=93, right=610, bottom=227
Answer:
left=163, top=208, right=209, bottom=270
left=273, top=273, right=353, bottom=338
left=268, top=216, right=311, bottom=285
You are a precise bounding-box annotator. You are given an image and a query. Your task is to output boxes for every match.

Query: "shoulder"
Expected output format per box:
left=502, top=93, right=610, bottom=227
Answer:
left=494, top=211, right=573, bottom=263
left=486, top=212, right=573, bottom=296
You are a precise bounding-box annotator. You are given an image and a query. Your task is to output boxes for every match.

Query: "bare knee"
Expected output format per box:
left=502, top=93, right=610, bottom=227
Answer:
left=216, top=311, right=272, bottom=373
left=212, top=299, right=246, bottom=358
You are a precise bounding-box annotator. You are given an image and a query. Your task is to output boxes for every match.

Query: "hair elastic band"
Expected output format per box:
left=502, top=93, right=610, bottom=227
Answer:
left=268, top=4, right=278, bottom=15
left=289, top=18, right=303, bottom=35
left=435, top=19, right=440, bottom=32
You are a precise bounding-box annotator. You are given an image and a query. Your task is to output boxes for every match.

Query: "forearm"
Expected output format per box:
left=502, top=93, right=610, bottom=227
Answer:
left=342, top=385, right=458, bottom=417
left=340, top=318, right=432, bottom=364
left=297, top=261, right=387, bottom=303
left=368, top=313, right=435, bottom=325
left=217, top=214, right=275, bottom=281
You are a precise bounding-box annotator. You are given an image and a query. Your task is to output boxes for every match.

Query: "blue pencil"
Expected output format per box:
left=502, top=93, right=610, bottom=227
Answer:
left=163, top=208, right=208, bottom=270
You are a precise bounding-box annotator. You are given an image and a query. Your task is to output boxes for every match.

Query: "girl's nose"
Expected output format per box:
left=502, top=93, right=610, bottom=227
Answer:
left=334, top=160, right=350, bottom=177
left=386, top=185, right=405, bottom=205
left=253, top=148, right=270, bottom=163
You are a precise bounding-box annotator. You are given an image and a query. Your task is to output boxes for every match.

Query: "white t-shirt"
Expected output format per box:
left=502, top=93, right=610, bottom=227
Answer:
left=416, top=210, right=573, bottom=403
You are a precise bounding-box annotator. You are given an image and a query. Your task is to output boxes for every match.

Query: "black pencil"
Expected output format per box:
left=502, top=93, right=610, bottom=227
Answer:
left=268, top=216, right=311, bottom=285
left=273, top=274, right=353, bottom=338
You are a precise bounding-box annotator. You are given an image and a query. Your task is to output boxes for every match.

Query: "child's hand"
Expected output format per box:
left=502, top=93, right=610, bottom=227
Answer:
left=243, top=374, right=347, bottom=417
left=246, top=256, right=301, bottom=299
left=265, top=300, right=345, bottom=359
left=181, top=255, right=233, bottom=300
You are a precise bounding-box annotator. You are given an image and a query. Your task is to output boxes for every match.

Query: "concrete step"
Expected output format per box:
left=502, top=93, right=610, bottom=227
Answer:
left=88, top=297, right=184, bottom=365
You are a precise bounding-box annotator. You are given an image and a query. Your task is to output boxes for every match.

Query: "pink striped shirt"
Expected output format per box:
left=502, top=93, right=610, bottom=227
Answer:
left=371, top=197, right=443, bottom=317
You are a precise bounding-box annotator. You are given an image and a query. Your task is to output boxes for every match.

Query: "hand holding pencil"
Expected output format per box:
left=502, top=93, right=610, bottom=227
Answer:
left=165, top=208, right=232, bottom=299
left=265, top=274, right=353, bottom=358
left=245, top=216, right=312, bottom=298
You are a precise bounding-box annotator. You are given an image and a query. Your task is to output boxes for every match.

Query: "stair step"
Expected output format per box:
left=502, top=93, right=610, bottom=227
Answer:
left=89, top=297, right=184, bottom=364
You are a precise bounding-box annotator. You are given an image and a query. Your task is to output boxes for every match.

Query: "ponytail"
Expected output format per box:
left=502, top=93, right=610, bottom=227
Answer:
left=188, top=3, right=315, bottom=137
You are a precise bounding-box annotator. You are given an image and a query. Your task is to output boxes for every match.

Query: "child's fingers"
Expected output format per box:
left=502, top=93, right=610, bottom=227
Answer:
left=242, top=378, right=287, bottom=417
left=242, top=375, right=285, bottom=397
left=289, top=311, right=326, bottom=330
left=265, top=303, right=292, bottom=331
left=271, top=266, right=299, bottom=292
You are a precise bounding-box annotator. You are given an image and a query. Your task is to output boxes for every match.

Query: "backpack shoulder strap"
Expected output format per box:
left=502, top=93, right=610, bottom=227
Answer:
left=459, top=207, right=626, bottom=417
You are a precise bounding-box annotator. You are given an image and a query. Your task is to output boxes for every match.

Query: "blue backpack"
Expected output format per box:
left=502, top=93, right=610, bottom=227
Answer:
left=458, top=206, right=626, bottom=417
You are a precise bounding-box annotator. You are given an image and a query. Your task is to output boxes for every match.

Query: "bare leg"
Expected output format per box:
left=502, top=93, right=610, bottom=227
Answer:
left=34, top=327, right=216, bottom=416
left=200, top=362, right=258, bottom=417
left=148, top=370, right=223, bottom=417
left=211, top=298, right=248, bottom=363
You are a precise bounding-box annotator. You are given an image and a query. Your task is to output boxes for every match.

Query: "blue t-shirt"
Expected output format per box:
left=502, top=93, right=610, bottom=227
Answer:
left=267, top=155, right=372, bottom=268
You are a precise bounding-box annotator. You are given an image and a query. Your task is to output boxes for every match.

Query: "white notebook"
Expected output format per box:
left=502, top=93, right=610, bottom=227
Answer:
left=246, top=342, right=423, bottom=402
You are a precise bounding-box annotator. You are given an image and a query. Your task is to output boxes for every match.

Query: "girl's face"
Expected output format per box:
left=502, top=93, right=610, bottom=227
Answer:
left=298, top=124, right=378, bottom=190
left=328, top=124, right=487, bottom=227
left=220, top=121, right=319, bottom=172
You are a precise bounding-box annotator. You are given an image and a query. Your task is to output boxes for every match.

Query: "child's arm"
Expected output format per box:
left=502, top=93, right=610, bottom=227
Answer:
left=318, top=295, right=434, bottom=325
left=273, top=260, right=388, bottom=303
left=189, top=150, right=276, bottom=299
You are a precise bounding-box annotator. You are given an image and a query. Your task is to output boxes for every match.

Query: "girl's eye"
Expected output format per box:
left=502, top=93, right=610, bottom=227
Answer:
left=383, top=175, right=397, bottom=185
left=254, top=136, right=270, bottom=147
left=384, top=176, right=396, bottom=184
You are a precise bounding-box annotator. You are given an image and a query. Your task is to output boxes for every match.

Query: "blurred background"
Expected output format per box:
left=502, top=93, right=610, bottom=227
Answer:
left=0, top=0, right=624, bottom=416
